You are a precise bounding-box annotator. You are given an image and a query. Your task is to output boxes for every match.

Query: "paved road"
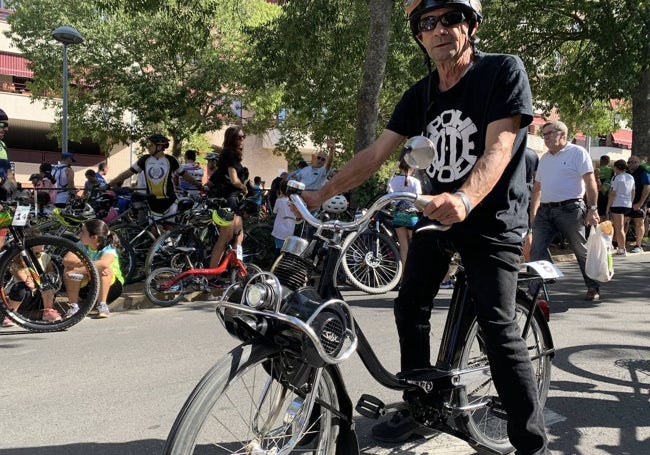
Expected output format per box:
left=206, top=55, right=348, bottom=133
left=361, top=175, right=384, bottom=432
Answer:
left=1, top=253, right=649, bottom=454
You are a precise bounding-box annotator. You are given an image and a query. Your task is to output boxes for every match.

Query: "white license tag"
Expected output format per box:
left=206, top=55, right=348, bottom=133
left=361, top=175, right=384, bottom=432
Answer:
left=522, top=260, right=564, bottom=280
left=12, top=205, right=30, bottom=226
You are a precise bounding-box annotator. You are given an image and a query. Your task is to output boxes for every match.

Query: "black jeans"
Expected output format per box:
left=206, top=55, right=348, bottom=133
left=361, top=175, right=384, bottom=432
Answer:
left=395, top=228, right=548, bottom=454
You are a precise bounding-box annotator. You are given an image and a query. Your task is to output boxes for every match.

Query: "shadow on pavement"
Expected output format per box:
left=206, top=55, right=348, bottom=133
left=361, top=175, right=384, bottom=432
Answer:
left=547, top=343, right=650, bottom=455
left=0, top=440, right=164, bottom=455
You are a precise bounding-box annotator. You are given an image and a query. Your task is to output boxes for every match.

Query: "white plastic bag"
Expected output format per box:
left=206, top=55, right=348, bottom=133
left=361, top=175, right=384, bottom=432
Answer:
left=585, top=224, right=614, bottom=282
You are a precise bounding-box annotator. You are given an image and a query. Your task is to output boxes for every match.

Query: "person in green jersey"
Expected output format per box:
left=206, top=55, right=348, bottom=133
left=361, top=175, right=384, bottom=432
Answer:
left=63, top=219, right=124, bottom=318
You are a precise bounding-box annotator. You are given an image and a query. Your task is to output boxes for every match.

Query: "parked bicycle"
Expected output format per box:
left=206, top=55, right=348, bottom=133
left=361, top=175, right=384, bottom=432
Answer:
left=144, top=241, right=262, bottom=307
left=339, top=205, right=402, bottom=294
left=163, top=185, right=558, bottom=454
left=110, top=191, right=196, bottom=283
left=0, top=204, right=100, bottom=332
left=144, top=196, right=276, bottom=276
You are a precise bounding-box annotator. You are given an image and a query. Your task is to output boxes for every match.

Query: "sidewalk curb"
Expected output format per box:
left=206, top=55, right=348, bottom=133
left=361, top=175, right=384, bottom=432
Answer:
left=108, top=283, right=219, bottom=313
left=108, top=250, right=646, bottom=313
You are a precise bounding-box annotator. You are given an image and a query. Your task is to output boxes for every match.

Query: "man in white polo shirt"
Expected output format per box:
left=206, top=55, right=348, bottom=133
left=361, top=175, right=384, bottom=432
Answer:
left=290, top=149, right=333, bottom=191
left=529, top=120, right=601, bottom=300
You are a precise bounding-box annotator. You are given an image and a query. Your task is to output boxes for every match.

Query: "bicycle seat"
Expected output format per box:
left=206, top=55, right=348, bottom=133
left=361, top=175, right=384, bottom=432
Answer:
left=54, top=205, right=95, bottom=227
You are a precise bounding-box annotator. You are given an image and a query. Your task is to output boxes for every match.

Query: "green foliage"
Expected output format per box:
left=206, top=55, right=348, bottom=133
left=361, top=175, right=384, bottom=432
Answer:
left=243, top=0, right=423, bottom=166
left=480, top=0, right=648, bottom=138
left=5, top=0, right=281, bottom=155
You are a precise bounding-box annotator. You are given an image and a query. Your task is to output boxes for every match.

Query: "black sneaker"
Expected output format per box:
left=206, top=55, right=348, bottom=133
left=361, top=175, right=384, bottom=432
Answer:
left=371, top=409, right=432, bottom=443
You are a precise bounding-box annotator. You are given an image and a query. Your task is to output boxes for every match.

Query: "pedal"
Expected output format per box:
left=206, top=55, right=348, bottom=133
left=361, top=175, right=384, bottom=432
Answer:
left=355, top=394, right=385, bottom=419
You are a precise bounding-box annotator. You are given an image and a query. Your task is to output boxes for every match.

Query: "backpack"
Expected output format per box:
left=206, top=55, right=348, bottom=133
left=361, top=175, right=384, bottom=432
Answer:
left=52, top=164, right=68, bottom=191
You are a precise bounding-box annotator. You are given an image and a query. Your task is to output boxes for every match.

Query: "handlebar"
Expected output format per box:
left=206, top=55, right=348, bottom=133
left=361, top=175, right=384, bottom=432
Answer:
left=289, top=191, right=450, bottom=233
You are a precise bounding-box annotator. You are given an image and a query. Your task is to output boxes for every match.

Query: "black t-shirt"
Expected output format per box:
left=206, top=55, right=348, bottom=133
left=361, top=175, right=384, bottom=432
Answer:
left=386, top=51, right=533, bottom=242
left=209, top=149, right=248, bottom=197
left=524, top=147, right=539, bottom=193
left=630, top=167, right=650, bottom=205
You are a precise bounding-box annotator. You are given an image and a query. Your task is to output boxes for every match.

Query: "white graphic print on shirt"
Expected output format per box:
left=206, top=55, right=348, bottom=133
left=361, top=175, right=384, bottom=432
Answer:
left=424, top=109, right=478, bottom=184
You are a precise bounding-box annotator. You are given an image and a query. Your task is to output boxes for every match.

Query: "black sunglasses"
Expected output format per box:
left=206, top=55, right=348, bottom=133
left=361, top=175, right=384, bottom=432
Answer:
left=418, top=11, right=466, bottom=33
left=0, top=122, right=8, bottom=128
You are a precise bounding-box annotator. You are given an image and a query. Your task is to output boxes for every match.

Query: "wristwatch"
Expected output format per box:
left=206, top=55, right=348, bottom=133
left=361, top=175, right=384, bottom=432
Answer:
left=589, top=205, right=598, bottom=211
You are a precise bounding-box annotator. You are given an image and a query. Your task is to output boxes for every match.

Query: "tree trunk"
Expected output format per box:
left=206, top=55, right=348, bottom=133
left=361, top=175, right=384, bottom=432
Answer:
left=632, top=67, right=650, bottom=158
left=353, top=0, right=392, bottom=153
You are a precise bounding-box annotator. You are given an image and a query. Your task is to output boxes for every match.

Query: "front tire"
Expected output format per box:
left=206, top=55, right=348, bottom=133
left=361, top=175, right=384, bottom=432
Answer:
left=0, top=236, right=100, bottom=332
left=453, top=301, right=552, bottom=452
left=164, top=342, right=340, bottom=455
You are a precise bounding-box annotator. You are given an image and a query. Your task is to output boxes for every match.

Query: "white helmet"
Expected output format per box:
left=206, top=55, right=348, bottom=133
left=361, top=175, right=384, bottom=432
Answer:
left=322, top=195, right=348, bottom=214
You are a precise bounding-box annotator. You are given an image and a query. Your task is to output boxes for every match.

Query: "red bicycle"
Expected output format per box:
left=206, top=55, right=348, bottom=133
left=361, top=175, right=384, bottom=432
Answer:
left=144, top=244, right=262, bottom=307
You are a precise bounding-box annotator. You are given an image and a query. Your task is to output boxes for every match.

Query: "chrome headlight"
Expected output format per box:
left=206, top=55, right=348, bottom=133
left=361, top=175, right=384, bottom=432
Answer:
left=244, top=280, right=277, bottom=310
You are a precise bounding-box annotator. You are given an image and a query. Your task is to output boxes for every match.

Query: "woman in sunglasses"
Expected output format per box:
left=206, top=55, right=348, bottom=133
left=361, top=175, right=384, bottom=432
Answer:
left=206, top=126, right=249, bottom=268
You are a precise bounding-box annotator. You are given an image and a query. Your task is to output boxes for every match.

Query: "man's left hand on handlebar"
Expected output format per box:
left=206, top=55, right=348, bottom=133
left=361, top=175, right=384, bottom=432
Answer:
left=418, top=192, right=468, bottom=226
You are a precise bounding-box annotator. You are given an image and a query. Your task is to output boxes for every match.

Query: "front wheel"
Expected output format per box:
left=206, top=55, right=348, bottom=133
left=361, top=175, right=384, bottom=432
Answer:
left=453, top=300, right=552, bottom=452
left=242, top=223, right=276, bottom=270
left=164, top=342, right=340, bottom=455
left=0, top=236, right=100, bottom=332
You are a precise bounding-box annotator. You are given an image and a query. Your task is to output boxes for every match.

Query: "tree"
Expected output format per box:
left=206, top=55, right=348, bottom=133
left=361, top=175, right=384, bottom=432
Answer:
left=243, top=0, right=422, bottom=162
left=6, top=0, right=281, bottom=155
left=480, top=0, right=648, bottom=149
left=242, top=0, right=423, bottom=206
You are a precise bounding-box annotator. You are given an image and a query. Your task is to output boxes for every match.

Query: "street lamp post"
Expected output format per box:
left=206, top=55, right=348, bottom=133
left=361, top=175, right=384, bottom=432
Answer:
left=52, top=26, right=84, bottom=155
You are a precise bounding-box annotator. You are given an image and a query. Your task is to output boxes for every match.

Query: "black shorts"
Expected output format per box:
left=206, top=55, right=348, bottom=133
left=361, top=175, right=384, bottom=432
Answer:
left=610, top=206, right=631, bottom=215
left=628, top=206, right=647, bottom=219
left=216, top=192, right=244, bottom=216
left=8, top=282, right=32, bottom=305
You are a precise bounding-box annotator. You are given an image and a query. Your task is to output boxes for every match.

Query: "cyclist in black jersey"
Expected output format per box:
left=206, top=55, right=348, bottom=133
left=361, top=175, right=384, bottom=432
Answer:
left=109, top=134, right=203, bottom=222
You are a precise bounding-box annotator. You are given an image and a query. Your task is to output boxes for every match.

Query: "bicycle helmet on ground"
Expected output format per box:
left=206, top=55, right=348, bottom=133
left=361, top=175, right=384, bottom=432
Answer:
left=322, top=195, right=348, bottom=214
left=212, top=207, right=234, bottom=226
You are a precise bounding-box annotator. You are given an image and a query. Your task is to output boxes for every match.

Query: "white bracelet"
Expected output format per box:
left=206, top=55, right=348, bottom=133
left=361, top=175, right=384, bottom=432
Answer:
left=454, top=190, right=472, bottom=215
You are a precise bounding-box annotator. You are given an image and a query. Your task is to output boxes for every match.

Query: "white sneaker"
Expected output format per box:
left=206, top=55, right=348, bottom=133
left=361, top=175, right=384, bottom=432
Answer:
left=615, top=248, right=627, bottom=256
left=96, top=302, right=110, bottom=318
left=65, top=303, right=80, bottom=317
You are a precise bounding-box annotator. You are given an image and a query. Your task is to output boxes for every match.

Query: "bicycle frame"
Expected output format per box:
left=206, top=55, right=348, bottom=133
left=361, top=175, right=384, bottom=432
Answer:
left=157, top=248, right=246, bottom=291
left=211, top=189, right=557, bottom=454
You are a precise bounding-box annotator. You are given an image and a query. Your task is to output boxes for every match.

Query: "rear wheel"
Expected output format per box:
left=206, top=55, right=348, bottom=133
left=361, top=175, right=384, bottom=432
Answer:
left=0, top=236, right=100, bottom=332
left=340, top=230, right=402, bottom=294
left=163, top=342, right=339, bottom=455
left=453, top=300, right=552, bottom=452
left=144, top=267, right=185, bottom=307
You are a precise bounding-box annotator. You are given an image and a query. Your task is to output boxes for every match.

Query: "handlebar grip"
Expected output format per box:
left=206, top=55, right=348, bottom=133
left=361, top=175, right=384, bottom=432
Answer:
left=413, top=196, right=451, bottom=232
